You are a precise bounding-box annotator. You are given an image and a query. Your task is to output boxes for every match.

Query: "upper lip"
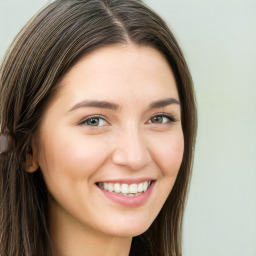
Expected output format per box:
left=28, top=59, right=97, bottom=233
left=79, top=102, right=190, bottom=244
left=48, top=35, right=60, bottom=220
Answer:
left=96, top=178, right=156, bottom=185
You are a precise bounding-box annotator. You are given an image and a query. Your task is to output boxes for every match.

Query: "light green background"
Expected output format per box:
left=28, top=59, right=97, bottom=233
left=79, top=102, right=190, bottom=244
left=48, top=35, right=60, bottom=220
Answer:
left=1, top=0, right=256, bottom=255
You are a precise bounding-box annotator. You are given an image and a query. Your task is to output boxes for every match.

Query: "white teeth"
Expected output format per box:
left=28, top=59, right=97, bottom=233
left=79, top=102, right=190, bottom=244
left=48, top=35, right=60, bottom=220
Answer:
left=108, top=183, right=114, bottom=192
left=138, top=183, right=144, bottom=192
left=114, top=183, right=121, bottom=193
left=129, top=184, right=138, bottom=193
left=121, top=184, right=129, bottom=194
left=98, top=181, right=152, bottom=195
left=143, top=181, right=148, bottom=192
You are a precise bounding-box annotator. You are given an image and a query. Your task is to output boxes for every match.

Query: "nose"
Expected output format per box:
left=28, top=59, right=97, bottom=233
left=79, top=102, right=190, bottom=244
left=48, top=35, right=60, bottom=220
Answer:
left=112, top=127, right=152, bottom=171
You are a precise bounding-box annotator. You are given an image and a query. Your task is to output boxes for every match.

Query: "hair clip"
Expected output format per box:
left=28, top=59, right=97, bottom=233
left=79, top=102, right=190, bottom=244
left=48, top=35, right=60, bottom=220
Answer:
left=0, top=133, right=12, bottom=154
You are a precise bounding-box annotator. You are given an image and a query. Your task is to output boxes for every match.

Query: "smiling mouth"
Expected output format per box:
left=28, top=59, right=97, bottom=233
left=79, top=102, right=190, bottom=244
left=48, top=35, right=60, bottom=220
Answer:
left=96, top=181, right=152, bottom=197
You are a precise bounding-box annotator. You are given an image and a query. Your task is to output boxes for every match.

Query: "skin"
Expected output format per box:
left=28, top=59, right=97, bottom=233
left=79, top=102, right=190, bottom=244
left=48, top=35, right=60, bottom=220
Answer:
left=30, top=44, right=184, bottom=256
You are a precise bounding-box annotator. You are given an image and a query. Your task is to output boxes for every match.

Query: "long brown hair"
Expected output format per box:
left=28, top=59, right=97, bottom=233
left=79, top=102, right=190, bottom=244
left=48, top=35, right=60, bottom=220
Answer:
left=0, top=0, right=197, bottom=255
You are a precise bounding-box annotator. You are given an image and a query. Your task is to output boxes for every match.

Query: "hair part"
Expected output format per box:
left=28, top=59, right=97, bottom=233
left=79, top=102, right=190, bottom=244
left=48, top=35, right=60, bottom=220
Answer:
left=0, top=1, right=197, bottom=255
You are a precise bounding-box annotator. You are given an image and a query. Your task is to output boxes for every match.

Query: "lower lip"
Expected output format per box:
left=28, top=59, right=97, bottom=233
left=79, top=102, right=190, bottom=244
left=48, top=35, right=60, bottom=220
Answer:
left=98, top=182, right=155, bottom=207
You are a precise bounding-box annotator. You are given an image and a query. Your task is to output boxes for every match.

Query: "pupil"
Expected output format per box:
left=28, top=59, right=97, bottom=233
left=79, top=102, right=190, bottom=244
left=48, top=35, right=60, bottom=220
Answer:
left=152, top=116, right=162, bottom=123
left=88, top=118, right=99, bottom=126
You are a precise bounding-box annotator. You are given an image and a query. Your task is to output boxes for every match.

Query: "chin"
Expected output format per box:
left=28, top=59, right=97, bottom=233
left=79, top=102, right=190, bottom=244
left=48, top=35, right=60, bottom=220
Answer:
left=100, top=216, right=154, bottom=238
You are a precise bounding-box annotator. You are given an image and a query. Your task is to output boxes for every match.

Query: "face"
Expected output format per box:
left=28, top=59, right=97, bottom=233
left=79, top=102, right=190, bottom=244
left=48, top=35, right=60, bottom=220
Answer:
left=34, top=44, right=184, bottom=238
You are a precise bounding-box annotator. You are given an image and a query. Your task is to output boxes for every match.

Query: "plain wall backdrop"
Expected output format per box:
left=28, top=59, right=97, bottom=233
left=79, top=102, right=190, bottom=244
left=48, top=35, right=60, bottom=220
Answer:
left=1, top=0, right=256, bottom=255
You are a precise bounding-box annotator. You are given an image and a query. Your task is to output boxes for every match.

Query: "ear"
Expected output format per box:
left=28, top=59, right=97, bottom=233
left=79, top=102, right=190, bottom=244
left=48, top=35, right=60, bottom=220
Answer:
left=25, top=154, right=39, bottom=173
left=25, top=153, right=39, bottom=173
left=25, top=137, right=39, bottom=173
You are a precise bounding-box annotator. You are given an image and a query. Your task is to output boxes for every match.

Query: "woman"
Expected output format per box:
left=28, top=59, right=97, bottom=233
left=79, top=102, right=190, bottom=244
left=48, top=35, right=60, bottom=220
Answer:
left=0, top=0, right=197, bottom=255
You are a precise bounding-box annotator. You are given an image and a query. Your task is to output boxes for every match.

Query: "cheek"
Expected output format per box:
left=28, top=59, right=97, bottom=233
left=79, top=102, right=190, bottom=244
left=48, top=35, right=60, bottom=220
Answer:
left=37, top=129, right=110, bottom=181
left=144, top=130, right=184, bottom=225
left=155, top=131, right=184, bottom=177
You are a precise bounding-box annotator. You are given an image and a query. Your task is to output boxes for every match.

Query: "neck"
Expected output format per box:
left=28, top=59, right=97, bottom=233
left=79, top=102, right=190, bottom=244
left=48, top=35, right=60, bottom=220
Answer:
left=48, top=198, right=132, bottom=256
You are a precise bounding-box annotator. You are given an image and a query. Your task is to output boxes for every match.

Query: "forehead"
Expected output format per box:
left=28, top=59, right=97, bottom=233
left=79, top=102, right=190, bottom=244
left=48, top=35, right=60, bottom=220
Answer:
left=52, top=44, right=179, bottom=109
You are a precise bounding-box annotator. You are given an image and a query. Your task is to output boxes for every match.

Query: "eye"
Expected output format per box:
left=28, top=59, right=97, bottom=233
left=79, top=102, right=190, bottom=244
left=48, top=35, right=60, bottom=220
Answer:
left=79, top=116, right=108, bottom=127
left=148, top=114, right=176, bottom=124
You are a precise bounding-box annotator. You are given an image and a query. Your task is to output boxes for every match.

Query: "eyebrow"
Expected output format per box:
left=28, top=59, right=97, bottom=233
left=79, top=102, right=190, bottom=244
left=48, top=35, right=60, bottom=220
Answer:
left=149, top=98, right=180, bottom=109
left=68, top=100, right=119, bottom=112
left=68, top=97, right=180, bottom=112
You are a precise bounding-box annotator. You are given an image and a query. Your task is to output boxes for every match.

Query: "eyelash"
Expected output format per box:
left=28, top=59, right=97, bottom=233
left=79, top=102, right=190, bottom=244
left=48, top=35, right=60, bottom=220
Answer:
left=78, top=115, right=109, bottom=127
left=148, top=113, right=177, bottom=124
left=78, top=113, right=177, bottom=127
